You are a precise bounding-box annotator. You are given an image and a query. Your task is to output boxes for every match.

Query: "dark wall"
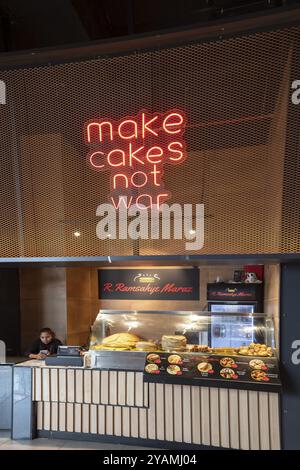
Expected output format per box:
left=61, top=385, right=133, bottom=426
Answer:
left=0, top=269, right=20, bottom=356
left=0, top=0, right=290, bottom=53
left=280, top=263, right=300, bottom=449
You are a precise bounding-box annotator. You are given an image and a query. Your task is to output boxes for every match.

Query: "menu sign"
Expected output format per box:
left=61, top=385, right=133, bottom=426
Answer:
left=98, top=268, right=199, bottom=300
left=143, top=352, right=281, bottom=387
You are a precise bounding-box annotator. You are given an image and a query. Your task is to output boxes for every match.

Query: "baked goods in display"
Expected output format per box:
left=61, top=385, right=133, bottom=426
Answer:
left=197, top=345, right=213, bottom=353
left=136, top=341, right=157, bottom=351
left=102, top=333, right=140, bottom=349
left=161, top=335, right=187, bottom=351
left=237, top=343, right=273, bottom=357
left=92, top=345, right=129, bottom=351
left=186, top=344, right=213, bottom=353
left=212, top=347, right=237, bottom=355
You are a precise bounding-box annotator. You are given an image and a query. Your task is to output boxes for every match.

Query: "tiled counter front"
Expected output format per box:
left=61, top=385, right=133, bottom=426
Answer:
left=27, top=365, right=281, bottom=449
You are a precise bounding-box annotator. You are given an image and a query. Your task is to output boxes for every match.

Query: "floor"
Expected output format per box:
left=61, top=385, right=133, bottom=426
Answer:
left=0, top=431, right=160, bottom=450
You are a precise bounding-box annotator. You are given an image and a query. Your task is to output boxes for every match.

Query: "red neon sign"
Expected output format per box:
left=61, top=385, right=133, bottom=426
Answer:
left=84, top=109, right=187, bottom=208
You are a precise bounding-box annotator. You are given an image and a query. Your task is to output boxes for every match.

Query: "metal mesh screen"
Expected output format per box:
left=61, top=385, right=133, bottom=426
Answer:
left=0, top=25, right=299, bottom=257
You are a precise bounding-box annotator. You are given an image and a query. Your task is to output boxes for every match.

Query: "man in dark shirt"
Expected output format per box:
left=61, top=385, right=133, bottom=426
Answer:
left=27, top=327, right=62, bottom=359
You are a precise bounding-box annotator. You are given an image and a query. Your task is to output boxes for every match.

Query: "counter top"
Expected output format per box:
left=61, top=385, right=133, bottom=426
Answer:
left=16, top=360, right=48, bottom=367
left=15, top=360, right=85, bottom=368
left=14, top=360, right=143, bottom=371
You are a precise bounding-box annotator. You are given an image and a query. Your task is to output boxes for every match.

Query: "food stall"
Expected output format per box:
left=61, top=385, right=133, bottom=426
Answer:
left=12, top=307, right=281, bottom=450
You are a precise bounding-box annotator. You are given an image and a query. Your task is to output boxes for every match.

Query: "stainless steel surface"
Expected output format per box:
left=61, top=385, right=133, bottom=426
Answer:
left=97, top=309, right=271, bottom=317
left=0, top=365, right=13, bottom=430
left=12, top=366, right=35, bottom=439
left=91, top=351, right=147, bottom=371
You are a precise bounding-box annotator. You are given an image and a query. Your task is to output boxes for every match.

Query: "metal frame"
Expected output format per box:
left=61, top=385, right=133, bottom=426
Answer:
left=280, top=262, right=300, bottom=449
left=144, top=373, right=281, bottom=393
left=97, top=308, right=272, bottom=317
left=0, top=253, right=300, bottom=266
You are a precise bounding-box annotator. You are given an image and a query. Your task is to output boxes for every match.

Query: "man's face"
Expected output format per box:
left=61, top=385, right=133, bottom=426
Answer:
left=40, top=333, right=52, bottom=344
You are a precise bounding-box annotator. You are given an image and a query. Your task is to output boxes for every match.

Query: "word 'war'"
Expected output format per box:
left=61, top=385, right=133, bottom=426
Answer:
left=96, top=201, right=204, bottom=251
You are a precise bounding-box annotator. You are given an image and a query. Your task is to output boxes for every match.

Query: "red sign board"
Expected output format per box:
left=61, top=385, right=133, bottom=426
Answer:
left=98, top=268, right=199, bottom=300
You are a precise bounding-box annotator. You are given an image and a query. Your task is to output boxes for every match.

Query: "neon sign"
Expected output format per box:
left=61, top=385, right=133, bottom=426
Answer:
left=84, top=109, right=187, bottom=208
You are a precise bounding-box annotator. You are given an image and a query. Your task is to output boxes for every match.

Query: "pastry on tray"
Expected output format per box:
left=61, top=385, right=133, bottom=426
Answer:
left=101, top=332, right=140, bottom=349
left=161, top=335, right=187, bottom=351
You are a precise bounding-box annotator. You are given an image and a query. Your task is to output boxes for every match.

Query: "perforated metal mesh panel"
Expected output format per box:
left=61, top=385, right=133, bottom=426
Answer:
left=0, top=26, right=300, bottom=257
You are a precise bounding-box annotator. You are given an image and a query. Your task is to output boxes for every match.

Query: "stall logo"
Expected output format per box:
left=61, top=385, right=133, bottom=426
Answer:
left=84, top=109, right=187, bottom=209
left=133, top=272, right=160, bottom=283
left=227, top=288, right=238, bottom=294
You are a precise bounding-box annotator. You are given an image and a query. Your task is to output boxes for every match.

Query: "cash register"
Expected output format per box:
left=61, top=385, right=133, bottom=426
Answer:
left=45, top=345, right=84, bottom=366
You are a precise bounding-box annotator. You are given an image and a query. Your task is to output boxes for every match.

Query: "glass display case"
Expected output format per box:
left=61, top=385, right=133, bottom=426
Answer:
left=88, top=310, right=280, bottom=387
left=89, top=309, right=276, bottom=354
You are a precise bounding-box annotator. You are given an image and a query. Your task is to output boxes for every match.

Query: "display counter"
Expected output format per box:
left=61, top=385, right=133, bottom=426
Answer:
left=12, top=360, right=280, bottom=449
left=8, top=309, right=281, bottom=449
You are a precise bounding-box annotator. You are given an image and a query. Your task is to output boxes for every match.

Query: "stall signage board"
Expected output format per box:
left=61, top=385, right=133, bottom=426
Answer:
left=143, top=352, right=281, bottom=388
left=98, top=268, right=199, bottom=300
left=207, top=282, right=263, bottom=302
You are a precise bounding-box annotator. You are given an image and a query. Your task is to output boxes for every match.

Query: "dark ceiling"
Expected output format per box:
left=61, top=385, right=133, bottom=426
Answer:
left=0, top=0, right=295, bottom=53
